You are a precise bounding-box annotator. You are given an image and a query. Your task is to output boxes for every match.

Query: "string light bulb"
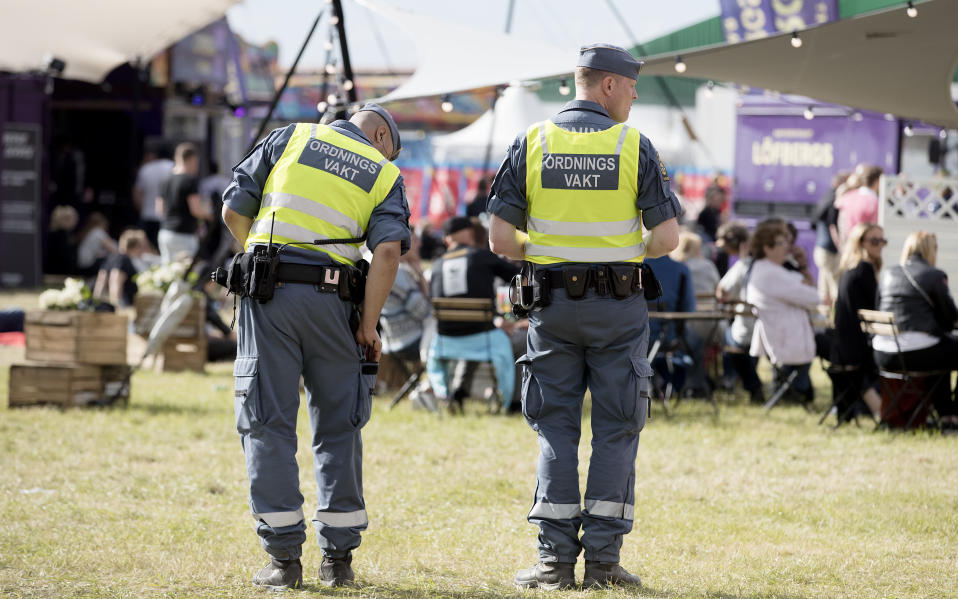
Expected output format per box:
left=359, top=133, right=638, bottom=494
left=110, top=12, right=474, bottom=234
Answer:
left=440, top=95, right=454, bottom=113
left=327, top=93, right=339, bottom=105
left=903, top=123, right=914, bottom=137
left=939, top=129, right=948, bottom=140
left=343, top=79, right=354, bottom=91
left=790, top=31, right=803, bottom=48
left=558, top=79, right=570, bottom=96
left=330, top=15, right=340, bottom=25
left=704, top=80, right=714, bottom=98
left=316, top=101, right=328, bottom=113
left=324, top=40, right=334, bottom=51
left=674, top=56, right=687, bottom=73
left=803, top=106, right=815, bottom=120
left=906, top=1, right=918, bottom=18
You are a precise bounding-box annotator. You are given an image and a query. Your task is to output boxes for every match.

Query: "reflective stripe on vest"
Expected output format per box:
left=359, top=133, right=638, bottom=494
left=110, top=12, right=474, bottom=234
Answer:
left=246, top=123, right=400, bottom=265
left=524, top=120, right=644, bottom=265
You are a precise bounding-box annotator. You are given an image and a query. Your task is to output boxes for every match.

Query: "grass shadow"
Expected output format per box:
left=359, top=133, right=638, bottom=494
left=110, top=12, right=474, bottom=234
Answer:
left=292, top=581, right=813, bottom=599
left=125, top=401, right=222, bottom=417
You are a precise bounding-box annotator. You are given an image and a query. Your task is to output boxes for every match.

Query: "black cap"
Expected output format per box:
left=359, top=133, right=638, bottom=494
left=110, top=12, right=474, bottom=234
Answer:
left=577, top=43, right=643, bottom=80
left=442, top=216, right=474, bottom=236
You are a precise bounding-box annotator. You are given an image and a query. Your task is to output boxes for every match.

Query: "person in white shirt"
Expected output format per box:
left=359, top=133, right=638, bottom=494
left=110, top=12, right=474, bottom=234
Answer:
left=132, top=140, right=174, bottom=249
left=746, top=220, right=821, bottom=405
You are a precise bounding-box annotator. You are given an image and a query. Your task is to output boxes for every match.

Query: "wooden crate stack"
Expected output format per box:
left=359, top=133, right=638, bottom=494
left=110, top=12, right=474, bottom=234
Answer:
left=133, top=292, right=207, bottom=372
left=8, top=311, right=130, bottom=408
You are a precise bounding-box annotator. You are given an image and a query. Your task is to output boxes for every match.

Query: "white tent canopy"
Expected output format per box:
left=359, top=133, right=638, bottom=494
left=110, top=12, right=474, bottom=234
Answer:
left=357, top=0, right=570, bottom=105
left=0, top=0, right=240, bottom=82
left=365, top=0, right=958, bottom=130
left=431, top=83, right=551, bottom=165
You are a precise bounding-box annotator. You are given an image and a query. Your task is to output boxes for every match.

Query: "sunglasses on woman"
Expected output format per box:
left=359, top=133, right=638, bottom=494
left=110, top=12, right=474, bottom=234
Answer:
left=864, top=237, right=888, bottom=246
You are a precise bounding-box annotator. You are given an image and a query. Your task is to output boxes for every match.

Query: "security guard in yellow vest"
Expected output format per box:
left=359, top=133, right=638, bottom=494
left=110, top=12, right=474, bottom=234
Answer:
left=488, top=45, right=682, bottom=590
left=222, top=103, right=410, bottom=590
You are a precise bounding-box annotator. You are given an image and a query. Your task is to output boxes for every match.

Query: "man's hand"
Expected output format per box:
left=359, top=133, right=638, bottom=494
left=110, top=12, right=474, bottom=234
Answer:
left=355, top=324, right=382, bottom=362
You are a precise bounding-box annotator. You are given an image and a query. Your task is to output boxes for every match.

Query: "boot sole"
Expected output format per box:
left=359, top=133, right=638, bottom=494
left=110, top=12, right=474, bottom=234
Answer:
left=252, top=580, right=302, bottom=592
left=319, top=579, right=356, bottom=588
left=515, top=580, right=575, bottom=591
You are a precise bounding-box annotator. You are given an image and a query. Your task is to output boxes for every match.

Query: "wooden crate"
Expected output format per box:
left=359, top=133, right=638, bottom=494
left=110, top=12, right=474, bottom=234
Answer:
left=24, top=311, right=128, bottom=365
left=134, top=292, right=205, bottom=339
left=134, top=293, right=207, bottom=372
left=156, top=336, right=207, bottom=372
left=8, top=363, right=103, bottom=407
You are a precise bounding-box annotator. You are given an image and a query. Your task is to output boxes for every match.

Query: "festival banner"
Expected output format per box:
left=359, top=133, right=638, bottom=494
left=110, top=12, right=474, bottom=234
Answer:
left=734, top=105, right=899, bottom=204
left=721, top=0, right=838, bottom=43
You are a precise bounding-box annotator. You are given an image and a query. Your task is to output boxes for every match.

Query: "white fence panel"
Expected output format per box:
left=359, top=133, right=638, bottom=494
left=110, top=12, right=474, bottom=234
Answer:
left=879, top=175, right=958, bottom=296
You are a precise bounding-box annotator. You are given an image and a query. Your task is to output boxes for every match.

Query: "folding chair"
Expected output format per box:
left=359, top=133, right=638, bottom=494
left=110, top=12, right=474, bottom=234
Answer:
left=429, top=297, right=504, bottom=413
left=817, top=360, right=867, bottom=428
left=857, top=309, right=949, bottom=430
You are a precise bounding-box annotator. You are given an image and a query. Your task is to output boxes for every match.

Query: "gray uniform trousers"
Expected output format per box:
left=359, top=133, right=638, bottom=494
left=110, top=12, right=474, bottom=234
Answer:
left=234, top=281, right=374, bottom=561
left=519, top=286, right=653, bottom=564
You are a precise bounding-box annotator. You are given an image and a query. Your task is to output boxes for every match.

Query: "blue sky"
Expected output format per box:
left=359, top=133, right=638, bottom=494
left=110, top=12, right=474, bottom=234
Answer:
left=227, top=0, right=720, bottom=71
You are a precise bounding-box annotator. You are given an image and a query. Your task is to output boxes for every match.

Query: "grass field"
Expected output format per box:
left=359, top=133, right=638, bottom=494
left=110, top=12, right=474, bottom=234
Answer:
left=1, top=292, right=957, bottom=598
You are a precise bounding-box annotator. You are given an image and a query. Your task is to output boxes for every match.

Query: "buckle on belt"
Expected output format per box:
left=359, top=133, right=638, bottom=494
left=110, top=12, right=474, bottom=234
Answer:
left=317, top=267, right=341, bottom=294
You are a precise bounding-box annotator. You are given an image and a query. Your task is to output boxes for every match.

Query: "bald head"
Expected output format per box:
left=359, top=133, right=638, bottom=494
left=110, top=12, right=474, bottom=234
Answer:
left=350, top=104, right=401, bottom=161
left=350, top=110, right=388, bottom=140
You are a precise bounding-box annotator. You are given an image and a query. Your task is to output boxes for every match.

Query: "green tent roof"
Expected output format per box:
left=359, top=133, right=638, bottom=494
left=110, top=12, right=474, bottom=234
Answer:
left=538, top=0, right=955, bottom=106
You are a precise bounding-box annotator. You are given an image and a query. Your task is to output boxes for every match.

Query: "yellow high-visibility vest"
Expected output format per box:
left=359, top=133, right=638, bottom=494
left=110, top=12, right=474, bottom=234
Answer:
left=246, top=123, right=401, bottom=265
left=524, top=120, right=644, bottom=265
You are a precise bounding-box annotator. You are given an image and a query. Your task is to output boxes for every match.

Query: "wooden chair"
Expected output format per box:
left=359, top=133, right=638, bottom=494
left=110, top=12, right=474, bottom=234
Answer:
left=430, top=297, right=503, bottom=413
left=857, top=309, right=949, bottom=429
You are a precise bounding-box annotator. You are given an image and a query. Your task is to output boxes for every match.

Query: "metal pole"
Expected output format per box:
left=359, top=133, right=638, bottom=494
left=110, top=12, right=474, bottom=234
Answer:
left=248, top=7, right=325, bottom=151
left=332, top=0, right=357, bottom=113
left=504, top=0, right=516, bottom=34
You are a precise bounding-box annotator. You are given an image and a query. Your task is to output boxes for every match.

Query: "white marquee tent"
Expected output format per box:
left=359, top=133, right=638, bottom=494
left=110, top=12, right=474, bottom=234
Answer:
left=0, top=0, right=240, bottom=82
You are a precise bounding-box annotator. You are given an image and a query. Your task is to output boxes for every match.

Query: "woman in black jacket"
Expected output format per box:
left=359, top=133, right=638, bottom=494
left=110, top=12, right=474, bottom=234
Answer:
left=874, top=231, right=958, bottom=430
left=831, top=222, right=885, bottom=420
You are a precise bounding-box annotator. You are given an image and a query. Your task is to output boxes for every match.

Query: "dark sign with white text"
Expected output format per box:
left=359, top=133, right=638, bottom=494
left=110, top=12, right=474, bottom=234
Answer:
left=540, top=154, right=620, bottom=190
left=0, top=123, right=42, bottom=287
left=298, top=139, right=382, bottom=192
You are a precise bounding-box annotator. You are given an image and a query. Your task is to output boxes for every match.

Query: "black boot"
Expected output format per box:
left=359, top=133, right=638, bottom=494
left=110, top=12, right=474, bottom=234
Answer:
left=252, top=557, right=303, bottom=590
left=514, top=561, right=575, bottom=590
left=319, top=552, right=355, bottom=588
left=582, top=561, right=641, bottom=588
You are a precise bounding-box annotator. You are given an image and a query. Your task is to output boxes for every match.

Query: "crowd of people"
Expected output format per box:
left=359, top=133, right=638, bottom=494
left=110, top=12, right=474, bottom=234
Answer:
left=37, top=139, right=240, bottom=361
left=376, top=161, right=958, bottom=435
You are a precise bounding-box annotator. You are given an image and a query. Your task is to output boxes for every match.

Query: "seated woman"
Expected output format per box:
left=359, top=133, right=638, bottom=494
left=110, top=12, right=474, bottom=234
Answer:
left=830, top=222, right=885, bottom=420
left=873, top=231, right=958, bottom=432
left=746, top=220, right=821, bottom=405
left=93, top=229, right=151, bottom=307
left=380, top=234, right=431, bottom=368
left=76, top=212, right=117, bottom=276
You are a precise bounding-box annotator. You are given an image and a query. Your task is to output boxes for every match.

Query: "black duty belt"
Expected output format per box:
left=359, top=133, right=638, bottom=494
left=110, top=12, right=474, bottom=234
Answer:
left=275, top=262, right=362, bottom=302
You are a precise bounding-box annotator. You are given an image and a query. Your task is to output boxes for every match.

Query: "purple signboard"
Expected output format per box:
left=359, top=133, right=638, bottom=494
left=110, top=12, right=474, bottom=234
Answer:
left=171, top=17, right=232, bottom=89
left=721, top=0, right=838, bottom=43
left=734, top=102, right=900, bottom=205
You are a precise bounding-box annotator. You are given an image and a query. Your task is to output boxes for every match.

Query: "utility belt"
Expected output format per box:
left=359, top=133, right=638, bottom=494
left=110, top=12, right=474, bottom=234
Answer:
left=212, top=248, right=367, bottom=305
left=510, top=262, right=662, bottom=318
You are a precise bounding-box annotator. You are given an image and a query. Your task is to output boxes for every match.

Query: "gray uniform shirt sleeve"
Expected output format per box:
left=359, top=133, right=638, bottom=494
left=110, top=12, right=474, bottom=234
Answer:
left=222, top=124, right=296, bottom=218
left=486, top=133, right=528, bottom=231
left=637, top=135, right=683, bottom=229
left=366, top=176, right=412, bottom=255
